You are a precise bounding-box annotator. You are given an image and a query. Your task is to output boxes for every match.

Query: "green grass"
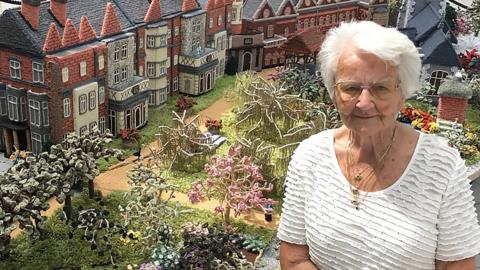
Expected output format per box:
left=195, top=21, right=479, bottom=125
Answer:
left=466, top=105, right=480, bottom=130
left=1, top=187, right=275, bottom=270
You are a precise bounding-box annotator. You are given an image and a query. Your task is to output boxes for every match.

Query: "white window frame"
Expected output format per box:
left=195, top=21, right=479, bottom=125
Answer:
left=89, top=121, right=98, bottom=133
left=99, top=116, right=106, bottom=134
left=429, top=70, right=449, bottom=92
left=121, top=66, right=128, bottom=81
left=267, top=25, right=274, bottom=38
left=63, top=98, right=71, bottom=118
left=218, top=16, right=223, bottom=26
left=9, top=59, right=21, bottom=79
left=79, top=94, right=87, bottom=114
left=147, top=63, right=155, bottom=77
left=42, top=101, right=49, bottom=126
left=114, top=46, right=120, bottom=61
left=173, top=76, right=178, bottom=91
left=79, top=125, right=88, bottom=136
left=139, top=38, right=144, bottom=49
left=31, top=132, right=42, bottom=154
left=160, top=87, right=167, bottom=104
left=149, top=90, right=157, bottom=105
left=80, top=61, right=87, bottom=76
left=114, top=69, right=120, bottom=83
left=32, top=61, right=44, bottom=83
left=19, top=96, right=26, bottom=122
left=159, top=61, right=166, bottom=76
left=159, top=35, right=167, bottom=47
left=121, top=44, right=128, bottom=59
left=7, top=95, right=18, bottom=121
left=147, top=36, right=155, bottom=48
left=209, top=17, right=213, bottom=29
left=98, top=55, right=105, bottom=70
left=193, top=20, right=201, bottom=33
left=0, top=94, right=6, bottom=116
left=62, top=67, right=69, bottom=83
left=89, top=91, right=96, bottom=110
left=175, top=26, right=179, bottom=36
left=98, top=86, right=105, bottom=105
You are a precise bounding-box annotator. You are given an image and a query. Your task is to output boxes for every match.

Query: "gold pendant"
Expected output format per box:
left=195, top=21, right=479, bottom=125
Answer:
left=354, top=173, right=363, bottom=182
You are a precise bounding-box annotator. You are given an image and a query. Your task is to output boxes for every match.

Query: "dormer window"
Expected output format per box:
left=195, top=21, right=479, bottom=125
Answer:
left=263, top=9, right=270, bottom=18
left=284, top=6, right=291, bottom=15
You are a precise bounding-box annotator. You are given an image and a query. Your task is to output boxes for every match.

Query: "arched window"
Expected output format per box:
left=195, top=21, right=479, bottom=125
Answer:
left=304, top=19, right=309, bottom=28
left=429, top=70, right=449, bottom=93
left=310, top=18, right=315, bottom=26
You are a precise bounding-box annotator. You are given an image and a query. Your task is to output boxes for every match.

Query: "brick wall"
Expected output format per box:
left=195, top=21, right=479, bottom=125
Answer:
left=437, top=96, right=468, bottom=123
left=0, top=50, right=48, bottom=94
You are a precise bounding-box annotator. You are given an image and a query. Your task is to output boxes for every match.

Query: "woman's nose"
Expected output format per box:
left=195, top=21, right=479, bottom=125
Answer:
left=356, top=88, right=375, bottom=110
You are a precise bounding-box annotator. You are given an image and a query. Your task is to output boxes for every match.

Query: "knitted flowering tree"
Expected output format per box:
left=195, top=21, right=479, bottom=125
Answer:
left=188, top=145, right=276, bottom=228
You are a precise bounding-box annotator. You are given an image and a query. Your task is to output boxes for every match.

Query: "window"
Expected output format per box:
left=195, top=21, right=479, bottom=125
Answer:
left=267, top=25, right=274, bottom=38
left=258, top=26, right=263, bottom=33
left=147, top=63, right=155, bottom=77
left=79, top=94, right=87, bottom=114
left=63, top=98, right=71, bottom=118
left=42, top=101, right=49, bottom=126
left=304, top=19, right=309, bottom=28
left=160, top=87, right=167, bottom=104
left=114, top=69, right=120, bottom=83
left=159, top=35, right=167, bottom=47
left=147, top=36, right=155, bottom=47
left=99, top=117, right=106, bottom=134
left=98, top=86, right=105, bottom=104
left=319, top=16, right=324, bottom=25
left=121, top=66, right=128, bottom=81
left=159, top=61, right=166, bottom=76
left=310, top=18, right=315, bottom=26
left=121, top=44, right=128, bottom=58
left=98, top=55, right=105, bottom=70
left=31, top=132, right=42, bottom=155
left=429, top=71, right=449, bottom=93
left=28, top=99, right=41, bottom=127
left=89, top=121, right=98, bottom=133
left=193, top=20, right=201, bottom=33
left=223, top=36, right=227, bottom=49
left=175, top=26, right=179, bottom=36
left=173, top=76, right=178, bottom=91
left=284, top=27, right=289, bottom=36
left=89, top=91, right=96, bottom=110
left=209, top=17, right=213, bottom=29
left=80, top=61, right=87, bottom=76
left=244, top=38, right=253, bottom=45
left=216, top=38, right=221, bottom=49
left=125, top=109, right=131, bottom=129
left=218, top=16, right=223, bottom=26
left=19, top=96, right=26, bottom=121
left=62, top=67, right=69, bottom=82
left=220, top=59, right=225, bottom=75
left=109, top=110, right=117, bottom=136
left=114, top=46, right=120, bottom=61
left=32, top=61, right=44, bottom=83
left=7, top=96, right=18, bottom=121
left=149, top=90, right=157, bottom=105
left=139, top=38, right=144, bottom=49
left=0, top=94, right=6, bottom=116
left=9, top=59, right=21, bottom=79
left=227, top=12, right=231, bottom=22
left=79, top=125, right=88, bottom=136
left=232, top=9, right=237, bottom=21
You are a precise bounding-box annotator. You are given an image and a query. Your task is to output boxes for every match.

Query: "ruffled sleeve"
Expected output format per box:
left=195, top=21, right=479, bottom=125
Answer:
left=277, top=142, right=312, bottom=245
left=435, top=154, right=480, bottom=261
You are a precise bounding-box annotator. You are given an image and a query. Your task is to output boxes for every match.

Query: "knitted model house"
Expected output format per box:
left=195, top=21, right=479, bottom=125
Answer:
left=397, top=0, right=461, bottom=93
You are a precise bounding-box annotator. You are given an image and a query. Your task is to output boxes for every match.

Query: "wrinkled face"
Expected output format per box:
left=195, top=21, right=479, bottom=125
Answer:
left=334, top=48, right=404, bottom=135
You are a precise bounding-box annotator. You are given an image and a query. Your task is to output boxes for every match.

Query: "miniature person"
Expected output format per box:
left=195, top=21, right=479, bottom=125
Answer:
left=452, top=117, right=462, bottom=130
left=278, top=21, right=480, bottom=270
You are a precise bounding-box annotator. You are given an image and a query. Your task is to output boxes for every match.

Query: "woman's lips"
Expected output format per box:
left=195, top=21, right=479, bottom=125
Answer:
left=354, top=115, right=378, bottom=119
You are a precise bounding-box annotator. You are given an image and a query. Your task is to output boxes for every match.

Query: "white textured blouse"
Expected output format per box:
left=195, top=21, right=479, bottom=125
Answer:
left=277, top=129, right=480, bottom=270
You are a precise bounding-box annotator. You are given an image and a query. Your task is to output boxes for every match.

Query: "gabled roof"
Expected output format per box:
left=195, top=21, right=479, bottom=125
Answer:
left=78, top=16, right=97, bottom=42
left=144, top=0, right=163, bottom=23
left=405, top=4, right=441, bottom=42
left=243, top=0, right=264, bottom=19
left=281, top=26, right=324, bottom=54
left=421, top=29, right=460, bottom=67
left=276, top=0, right=294, bottom=15
left=0, top=9, right=43, bottom=56
left=268, top=0, right=285, bottom=15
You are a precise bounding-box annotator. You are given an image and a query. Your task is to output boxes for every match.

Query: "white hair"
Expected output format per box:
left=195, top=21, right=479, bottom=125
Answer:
left=318, top=21, right=422, bottom=99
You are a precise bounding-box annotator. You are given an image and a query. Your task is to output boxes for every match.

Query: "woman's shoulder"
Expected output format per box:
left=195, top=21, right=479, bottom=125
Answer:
left=292, top=129, right=334, bottom=161
left=416, top=132, right=462, bottom=173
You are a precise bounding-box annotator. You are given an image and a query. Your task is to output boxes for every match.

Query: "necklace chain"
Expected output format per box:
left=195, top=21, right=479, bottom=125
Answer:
left=346, top=126, right=397, bottom=210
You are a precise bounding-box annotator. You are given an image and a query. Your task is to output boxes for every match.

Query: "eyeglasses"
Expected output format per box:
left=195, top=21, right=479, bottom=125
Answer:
left=335, top=80, right=400, bottom=101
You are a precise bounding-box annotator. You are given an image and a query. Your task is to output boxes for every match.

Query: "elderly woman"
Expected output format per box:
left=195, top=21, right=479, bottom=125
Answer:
left=277, top=21, right=480, bottom=269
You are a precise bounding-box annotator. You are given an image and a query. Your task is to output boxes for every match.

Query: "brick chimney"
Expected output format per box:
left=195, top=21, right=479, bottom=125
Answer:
left=50, top=0, right=67, bottom=26
left=144, top=0, right=162, bottom=23
left=21, top=0, right=41, bottom=30
left=437, top=72, right=472, bottom=124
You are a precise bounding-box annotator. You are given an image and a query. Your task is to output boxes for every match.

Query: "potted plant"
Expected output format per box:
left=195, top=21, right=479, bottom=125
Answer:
left=205, top=119, right=223, bottom=134
left=121, top=128, right=140, bottom=149
left=175, top=96, right=197, bottom=114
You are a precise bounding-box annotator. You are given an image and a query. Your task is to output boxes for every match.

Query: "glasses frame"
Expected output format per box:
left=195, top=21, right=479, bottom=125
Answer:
left=334, top=80, right=401, bottom=101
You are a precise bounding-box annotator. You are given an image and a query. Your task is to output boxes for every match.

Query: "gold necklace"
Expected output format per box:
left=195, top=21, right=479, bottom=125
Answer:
left=346, top=126, right=397, bottom=210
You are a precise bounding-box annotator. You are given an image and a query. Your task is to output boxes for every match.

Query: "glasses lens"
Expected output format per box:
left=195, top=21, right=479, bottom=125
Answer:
left=370, top=82, right=396, bottom=100
left=336, top=82, right=361, bottom=100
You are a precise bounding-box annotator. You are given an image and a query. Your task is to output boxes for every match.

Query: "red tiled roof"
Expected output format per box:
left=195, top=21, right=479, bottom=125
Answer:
left=144, top=0, right=162, bottom=23
left=78, top=16, right=97, bottom=42
left=101, top=2, right=122, bottom=37
left=61, top=19, right=80, bottom=47
left=281, top=27, right=325, bottom=54
left=182, top=0, right=198, bottom=12
left=43, top=22, right=62, bottom=52
left=205, top=0, right=216, bottom=11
